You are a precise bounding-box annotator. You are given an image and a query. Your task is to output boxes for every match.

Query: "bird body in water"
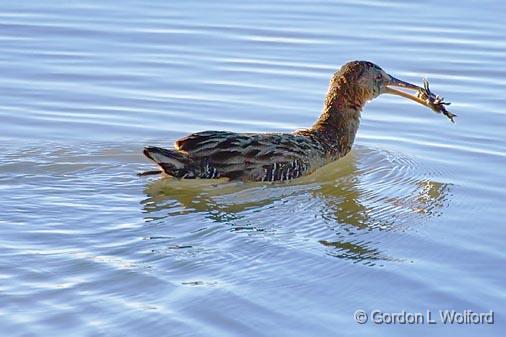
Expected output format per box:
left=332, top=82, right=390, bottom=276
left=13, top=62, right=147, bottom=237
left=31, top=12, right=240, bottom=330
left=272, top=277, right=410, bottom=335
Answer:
left=143, top=61, right=454, bottom=181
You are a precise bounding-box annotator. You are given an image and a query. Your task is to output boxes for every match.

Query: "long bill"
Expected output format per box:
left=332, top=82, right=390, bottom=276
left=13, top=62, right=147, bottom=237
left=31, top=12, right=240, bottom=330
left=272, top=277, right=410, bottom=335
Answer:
left=383, top=76, right=432, bottom=108
left=384, top=75, right=457, bottom=123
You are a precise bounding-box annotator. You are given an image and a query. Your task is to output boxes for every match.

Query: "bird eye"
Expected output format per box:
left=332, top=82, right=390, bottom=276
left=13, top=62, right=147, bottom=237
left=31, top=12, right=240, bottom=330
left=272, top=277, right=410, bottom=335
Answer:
left=376, top=74, right=383, bottom=80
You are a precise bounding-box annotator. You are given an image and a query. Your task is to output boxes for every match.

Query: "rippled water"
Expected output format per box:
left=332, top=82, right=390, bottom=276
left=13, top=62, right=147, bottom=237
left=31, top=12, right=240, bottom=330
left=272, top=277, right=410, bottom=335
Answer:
left=1, top=1, right=505, bottom=336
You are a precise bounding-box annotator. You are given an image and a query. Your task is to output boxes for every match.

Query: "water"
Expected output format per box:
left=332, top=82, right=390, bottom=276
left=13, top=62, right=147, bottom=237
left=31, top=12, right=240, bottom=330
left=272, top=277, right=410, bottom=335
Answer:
left=1, top=1, right=505, bottom=336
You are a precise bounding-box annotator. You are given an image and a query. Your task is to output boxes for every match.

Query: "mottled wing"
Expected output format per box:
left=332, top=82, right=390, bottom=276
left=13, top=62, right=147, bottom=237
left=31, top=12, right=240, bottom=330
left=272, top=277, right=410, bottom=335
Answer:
left=175, top=131, right=238, bottom=153
left=242, top=133, right=325, bottom=181
left=174, top=131, right=325, bottom=181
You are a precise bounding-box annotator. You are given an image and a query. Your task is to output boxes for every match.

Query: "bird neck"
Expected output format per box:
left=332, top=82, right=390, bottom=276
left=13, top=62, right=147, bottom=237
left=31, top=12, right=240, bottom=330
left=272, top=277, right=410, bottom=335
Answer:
left=309, top=80, right=366, bottom=158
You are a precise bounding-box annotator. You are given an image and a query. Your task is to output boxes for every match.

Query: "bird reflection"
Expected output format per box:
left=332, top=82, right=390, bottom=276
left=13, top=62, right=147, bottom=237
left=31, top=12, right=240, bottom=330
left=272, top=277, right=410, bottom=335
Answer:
left=141, top=146, right=450, bottom=265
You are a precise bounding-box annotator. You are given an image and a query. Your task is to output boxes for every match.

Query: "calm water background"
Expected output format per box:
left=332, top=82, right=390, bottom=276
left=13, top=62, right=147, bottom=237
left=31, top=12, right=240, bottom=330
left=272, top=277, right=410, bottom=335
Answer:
left=1, top=1, right=505, bottom=336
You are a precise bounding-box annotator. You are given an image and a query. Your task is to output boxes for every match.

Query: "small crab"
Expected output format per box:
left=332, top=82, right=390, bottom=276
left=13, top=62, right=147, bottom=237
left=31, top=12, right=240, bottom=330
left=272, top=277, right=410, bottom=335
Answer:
left=417, top=79, right=457, bottom=123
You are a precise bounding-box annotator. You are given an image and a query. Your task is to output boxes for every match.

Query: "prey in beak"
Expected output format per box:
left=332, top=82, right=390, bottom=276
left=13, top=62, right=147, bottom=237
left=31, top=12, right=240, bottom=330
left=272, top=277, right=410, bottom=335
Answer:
left=384, top=76, right=457, bottom=123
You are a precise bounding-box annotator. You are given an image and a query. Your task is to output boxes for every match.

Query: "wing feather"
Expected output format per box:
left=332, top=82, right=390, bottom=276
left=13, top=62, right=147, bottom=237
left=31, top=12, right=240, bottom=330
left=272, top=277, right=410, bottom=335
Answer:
left=173, top=131, right=326, bottom=181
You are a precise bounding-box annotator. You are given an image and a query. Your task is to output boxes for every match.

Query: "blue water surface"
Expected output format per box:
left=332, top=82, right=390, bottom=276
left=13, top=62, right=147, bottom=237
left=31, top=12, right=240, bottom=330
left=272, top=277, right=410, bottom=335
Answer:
left=0, top=1, right=505, bottom=336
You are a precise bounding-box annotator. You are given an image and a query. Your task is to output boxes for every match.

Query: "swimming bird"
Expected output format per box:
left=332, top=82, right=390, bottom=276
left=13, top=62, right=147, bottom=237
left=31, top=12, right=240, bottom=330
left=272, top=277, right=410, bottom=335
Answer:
left=143, top=61, right=454, bottom=181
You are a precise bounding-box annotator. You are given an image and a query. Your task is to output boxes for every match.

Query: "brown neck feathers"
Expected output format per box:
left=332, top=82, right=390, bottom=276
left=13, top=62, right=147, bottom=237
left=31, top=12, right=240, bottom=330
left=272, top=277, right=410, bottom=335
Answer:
left=308, top=70, right=368, bottom=158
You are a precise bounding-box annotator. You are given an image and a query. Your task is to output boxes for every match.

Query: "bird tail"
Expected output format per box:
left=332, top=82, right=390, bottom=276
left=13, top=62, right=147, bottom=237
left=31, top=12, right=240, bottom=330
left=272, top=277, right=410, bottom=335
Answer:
left=143, top=146, right=196, bottom=178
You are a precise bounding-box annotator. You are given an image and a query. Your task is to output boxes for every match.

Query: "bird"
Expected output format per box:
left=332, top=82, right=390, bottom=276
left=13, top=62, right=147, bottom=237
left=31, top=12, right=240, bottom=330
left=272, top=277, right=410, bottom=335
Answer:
left=142, top=60, right=454, bottom=182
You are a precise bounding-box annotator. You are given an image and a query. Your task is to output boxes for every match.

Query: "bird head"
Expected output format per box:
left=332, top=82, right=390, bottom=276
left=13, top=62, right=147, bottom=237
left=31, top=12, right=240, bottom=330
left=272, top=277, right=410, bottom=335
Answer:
left=335, top=61, right=455, bottom=121
left=336, top=60, right=425, bottom=102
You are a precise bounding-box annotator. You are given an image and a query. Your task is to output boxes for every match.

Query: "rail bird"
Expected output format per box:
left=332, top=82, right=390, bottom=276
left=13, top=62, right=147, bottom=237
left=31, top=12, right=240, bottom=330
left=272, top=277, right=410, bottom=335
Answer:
left=142, top=61, right=454, bottom=181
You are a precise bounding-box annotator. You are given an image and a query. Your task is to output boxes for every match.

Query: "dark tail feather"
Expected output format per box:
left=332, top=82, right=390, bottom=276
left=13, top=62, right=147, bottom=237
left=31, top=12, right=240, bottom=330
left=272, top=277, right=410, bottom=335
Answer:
left=137, top=169, right=162, bottom=176
left=143, top=146, right=196, bottom=178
